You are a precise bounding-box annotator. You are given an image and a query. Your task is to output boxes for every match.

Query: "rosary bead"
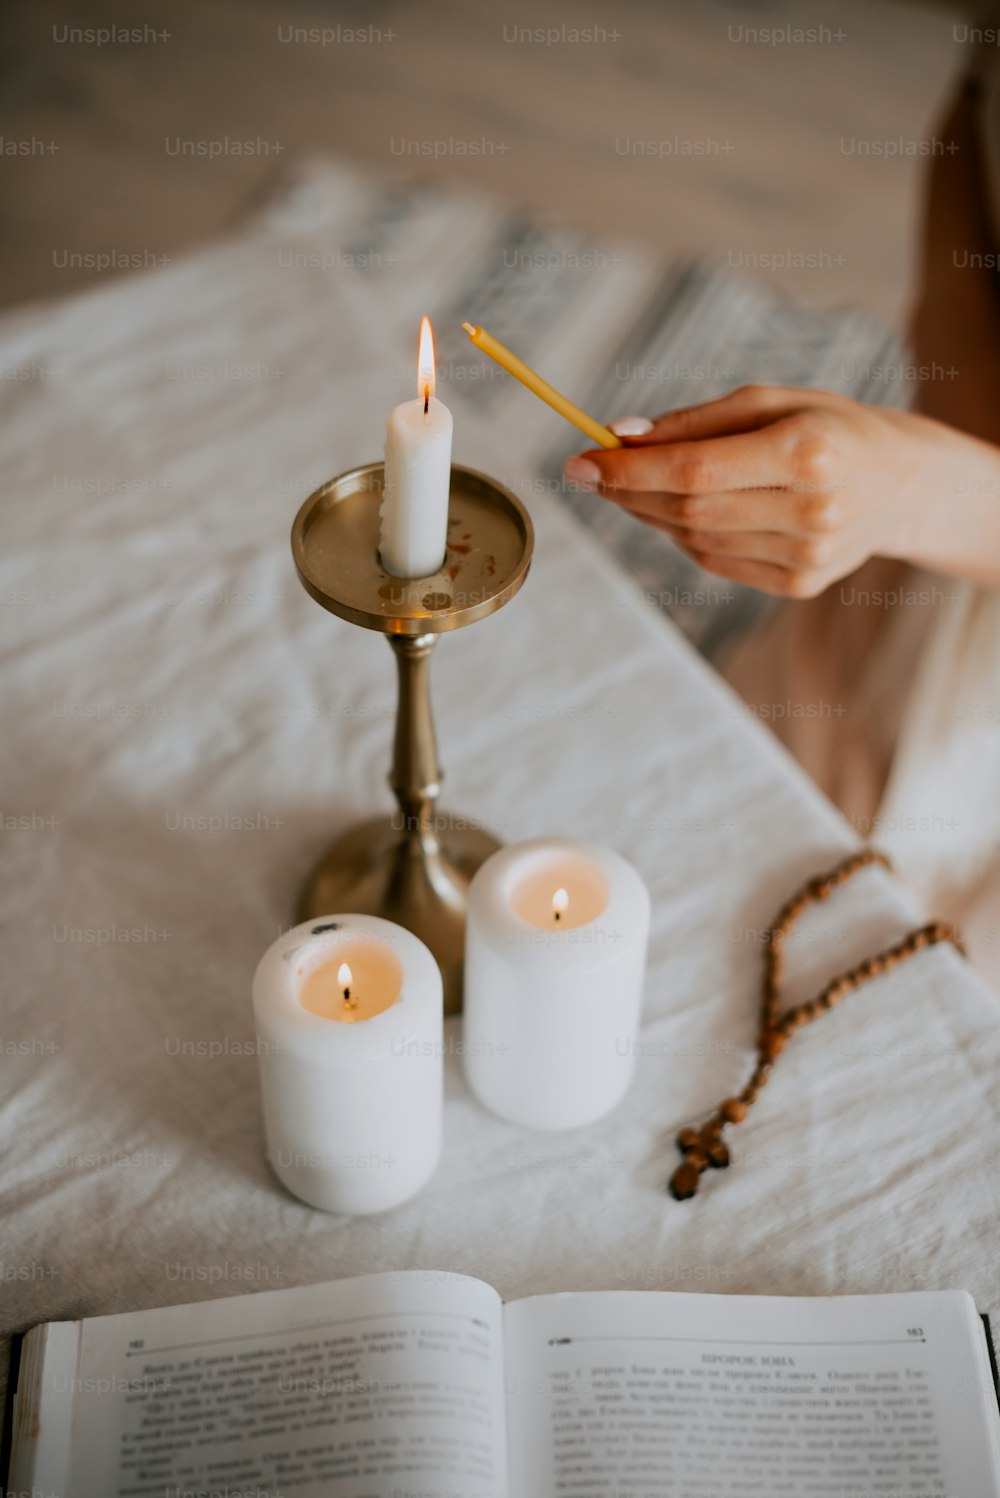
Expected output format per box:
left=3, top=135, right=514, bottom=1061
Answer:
left=720, top=1097, right=748, bottom=1123
left=669, top=1161, right=702, bottom=1200
left=676, top=1127, right=703, bottom=1154
left=706, top=1138, right=730, bottom=1169
left=760, top=1031, right=786, bottom=1062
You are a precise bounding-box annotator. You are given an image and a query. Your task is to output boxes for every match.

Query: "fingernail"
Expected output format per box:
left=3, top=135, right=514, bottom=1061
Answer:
left=609, top=416, right=653, bottom=436
left=564, top=456, right=602, bottom=489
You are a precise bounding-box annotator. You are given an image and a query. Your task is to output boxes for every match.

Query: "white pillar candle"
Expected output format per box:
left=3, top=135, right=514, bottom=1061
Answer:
left=380, top=315, right=453, bottom=578
left=252, top=915, right=442, bottom=1214
left=463, top=838, right=650, bottom=1130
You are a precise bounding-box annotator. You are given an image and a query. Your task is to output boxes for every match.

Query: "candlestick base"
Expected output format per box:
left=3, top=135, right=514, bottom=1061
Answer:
left=296, top=815, right=502, bottom=1017
left=291, top=462, right=533, bottom=1016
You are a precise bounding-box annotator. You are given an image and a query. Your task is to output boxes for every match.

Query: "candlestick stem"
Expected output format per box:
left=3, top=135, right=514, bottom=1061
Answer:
left=390, top=633, right=441, bottom=843
left=296, top=630, right=498, bottom=1012
left=291, top=462, right=533, bottom=1015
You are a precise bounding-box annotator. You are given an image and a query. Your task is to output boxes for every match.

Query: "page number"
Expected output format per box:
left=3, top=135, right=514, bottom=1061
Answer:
left=906, top=1327, right=924, bottom=1338
left=129, top=1339, right=145, bottom=1351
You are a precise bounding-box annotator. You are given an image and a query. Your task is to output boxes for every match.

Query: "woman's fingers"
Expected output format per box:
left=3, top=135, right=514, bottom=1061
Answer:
left=612, top=488, right=799, bottom=534
left=606, top=384, right=845, bottom=446
left=565, top=425, right=801, bottom=495
left=561, top=393, right=870, bottom=596
left=612, top=486, right=845, bottom=538
left=664, top=533, right=840, bottom=599
left=655, top=522, right=840, bottom=572
left=688, top=551, right=833, bottom=599
left=610, top=498, right=859, bottom=597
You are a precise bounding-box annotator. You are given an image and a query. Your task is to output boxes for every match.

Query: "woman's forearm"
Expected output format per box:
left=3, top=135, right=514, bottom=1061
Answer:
left=892, top=421, right=1000, bottom=586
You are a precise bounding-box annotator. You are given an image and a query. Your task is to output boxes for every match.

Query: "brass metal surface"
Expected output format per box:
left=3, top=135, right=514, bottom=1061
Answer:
left=296, top=813, right=503, bottom=1018
left=291, top=462, right=533, bottom=636
left=292, top=463, right=534, bottom=1014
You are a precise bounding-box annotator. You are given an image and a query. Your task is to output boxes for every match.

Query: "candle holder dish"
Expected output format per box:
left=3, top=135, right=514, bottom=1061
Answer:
left=291, top=461, right=534, bottom=1015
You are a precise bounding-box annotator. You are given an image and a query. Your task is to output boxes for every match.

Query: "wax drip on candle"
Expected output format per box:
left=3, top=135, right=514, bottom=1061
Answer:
left=338, top=962, right=358, bottom=1011
left=552, top=887, right=569, bottom=925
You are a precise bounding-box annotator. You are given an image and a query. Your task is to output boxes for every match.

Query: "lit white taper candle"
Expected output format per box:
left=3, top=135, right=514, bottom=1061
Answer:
left=380, top=316, right=453, bottom=579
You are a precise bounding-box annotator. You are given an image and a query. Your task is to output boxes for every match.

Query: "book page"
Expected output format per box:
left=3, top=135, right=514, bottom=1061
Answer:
left=7, top=1320, right=81, bottom=1498
left=59, top=1269, right=506, bottom=1498
left=504, top=1289, right=1000, bottom=1497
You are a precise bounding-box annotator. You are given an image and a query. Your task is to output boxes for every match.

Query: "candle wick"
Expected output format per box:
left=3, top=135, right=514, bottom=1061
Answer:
left=342, top=986, right=357, bottom=1009
left=554, top=911, right=561, bottom=923
left=423, top=384, right=430, bottom=415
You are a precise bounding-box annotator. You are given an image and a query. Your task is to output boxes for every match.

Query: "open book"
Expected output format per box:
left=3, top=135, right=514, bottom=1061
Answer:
left=6, top=1272, right=999, bottom=1496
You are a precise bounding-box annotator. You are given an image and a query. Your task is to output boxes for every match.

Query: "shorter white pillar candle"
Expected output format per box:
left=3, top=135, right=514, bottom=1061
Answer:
left=252, top=915, right=442, bottom=1214
left=463, top=838, right=650, bottom=1130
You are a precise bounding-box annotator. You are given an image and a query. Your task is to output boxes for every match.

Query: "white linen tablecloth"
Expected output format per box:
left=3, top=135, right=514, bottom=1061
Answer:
left=2, top=162, right=999, bottom=1376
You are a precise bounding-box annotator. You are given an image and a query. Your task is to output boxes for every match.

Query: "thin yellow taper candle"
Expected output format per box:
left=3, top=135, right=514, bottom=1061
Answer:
left=461, top=322, right=622, bottom=450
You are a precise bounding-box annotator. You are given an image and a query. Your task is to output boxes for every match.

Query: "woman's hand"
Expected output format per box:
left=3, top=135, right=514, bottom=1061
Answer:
left=562, top=385, right=1000, bottom=595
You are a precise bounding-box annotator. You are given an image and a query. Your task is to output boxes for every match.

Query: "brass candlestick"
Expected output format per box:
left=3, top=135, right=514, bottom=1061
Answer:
left=291, top=461, right=534, bottom=1015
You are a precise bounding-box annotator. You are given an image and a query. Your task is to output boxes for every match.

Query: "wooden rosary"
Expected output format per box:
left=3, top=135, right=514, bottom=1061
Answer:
left=669, top=848, right=964, bottom=1201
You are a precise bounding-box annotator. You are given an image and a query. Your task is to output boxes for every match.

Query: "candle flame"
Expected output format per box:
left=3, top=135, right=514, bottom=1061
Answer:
left=338, top=962, right=352, bottom=993
left=552, top=887, right=569, bottom=923
left=418, top=315, right=436, bottom=405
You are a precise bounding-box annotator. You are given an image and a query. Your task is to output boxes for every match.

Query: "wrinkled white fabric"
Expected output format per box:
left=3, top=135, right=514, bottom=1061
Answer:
left=2, top=165, right=999, bottom=1387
